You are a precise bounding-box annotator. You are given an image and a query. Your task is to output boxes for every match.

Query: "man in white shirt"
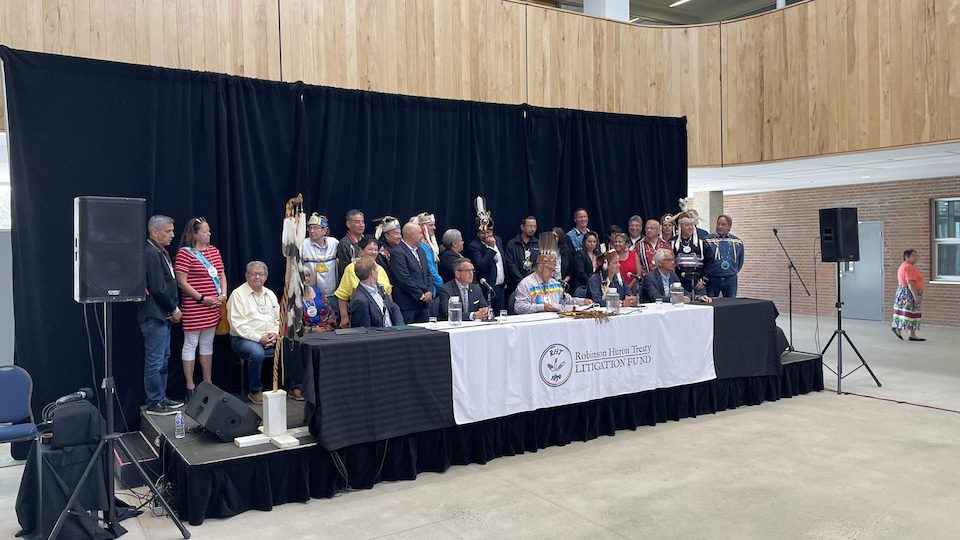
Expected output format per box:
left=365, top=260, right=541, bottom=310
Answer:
left=228, top=261, right=281, bottom=404
left=301, top=212, right=340, bottom=315
left=348, top=259, right=404, bottom=327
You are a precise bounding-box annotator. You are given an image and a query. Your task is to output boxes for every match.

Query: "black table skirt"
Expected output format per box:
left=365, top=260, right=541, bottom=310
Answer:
left=712, top=298, right=782, bottom=378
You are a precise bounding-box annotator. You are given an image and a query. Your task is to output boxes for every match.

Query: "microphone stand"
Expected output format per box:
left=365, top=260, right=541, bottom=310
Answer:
left=772, top=228, right=811, bottom=351
left=481, top=282, right=494, bottom=321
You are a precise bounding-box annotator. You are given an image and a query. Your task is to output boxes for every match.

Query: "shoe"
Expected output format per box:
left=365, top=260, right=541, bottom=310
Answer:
left=891, top=328, right=903, bottom=340
left=185, top=388, right=195, bottom=402
left=247, top=392, right=263, bottom=405
left=909, top=337, right=926, bottom=342
left=144, top=402, right=177, bottom=416
left=288, top=388, right=305, bottom=401
left=163, top=398, right=184, bottom=409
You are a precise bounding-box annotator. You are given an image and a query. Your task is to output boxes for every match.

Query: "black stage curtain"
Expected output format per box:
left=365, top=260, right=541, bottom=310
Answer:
left=0, top=47, right=687, bottom=426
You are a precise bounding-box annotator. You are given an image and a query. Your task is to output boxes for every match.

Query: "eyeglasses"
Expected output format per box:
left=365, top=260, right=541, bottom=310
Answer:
left=193, top=216, right=207, bottom=228
left=247, top=271, right=267, bottom=277
left=456, top=268, right=475, bottom=273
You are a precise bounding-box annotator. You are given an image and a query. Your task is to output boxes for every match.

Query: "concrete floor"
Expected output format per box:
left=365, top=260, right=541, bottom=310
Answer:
left=2, top=314, right=958, bottom=539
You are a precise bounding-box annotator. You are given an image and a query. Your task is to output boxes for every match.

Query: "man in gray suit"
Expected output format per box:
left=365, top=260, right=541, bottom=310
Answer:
left=641, top=248, right=711, bottom=304
left=437, top=259, right=490, bottom=321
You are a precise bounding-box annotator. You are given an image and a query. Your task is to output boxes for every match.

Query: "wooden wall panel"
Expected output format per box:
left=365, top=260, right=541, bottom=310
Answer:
left=721, top=0, right=960, bottom=165
left=279, top=0, right=525, bottom=105
left=526, top=6, right=722, bottom=166
left=0, top=0, right=280, bottom=131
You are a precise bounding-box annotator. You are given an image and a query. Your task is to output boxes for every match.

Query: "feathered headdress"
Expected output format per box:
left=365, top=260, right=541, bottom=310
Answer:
left=475, top=196, right=494, bottom=231
left=537, top=231, right=559, bottom=265
left=373, top=216, right=400, bottom=240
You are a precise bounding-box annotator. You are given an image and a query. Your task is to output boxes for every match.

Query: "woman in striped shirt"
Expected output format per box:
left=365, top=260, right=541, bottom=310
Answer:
left=174, top=217, right=227, bottom=399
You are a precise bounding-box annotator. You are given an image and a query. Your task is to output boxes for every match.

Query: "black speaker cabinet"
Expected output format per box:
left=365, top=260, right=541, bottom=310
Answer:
left=184, top=382, right=261, bottom=443
left=819, top=207, right=860, bottom=262
left=73, top=196, right=146, bottom=303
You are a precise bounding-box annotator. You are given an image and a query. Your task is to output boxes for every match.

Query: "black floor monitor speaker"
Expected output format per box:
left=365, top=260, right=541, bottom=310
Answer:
left=184, top=382, right=261, bottom=443
left=819, top=207, right=860, bottom=262
left=73, top=196, right=146, bottom=303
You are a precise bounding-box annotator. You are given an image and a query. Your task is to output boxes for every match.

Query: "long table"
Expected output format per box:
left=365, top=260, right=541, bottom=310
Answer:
left=302, top=298, right=784, bottom=451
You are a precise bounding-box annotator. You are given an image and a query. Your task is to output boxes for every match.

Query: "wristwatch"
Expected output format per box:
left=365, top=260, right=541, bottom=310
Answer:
left=196, top=295, right=204, bottom=304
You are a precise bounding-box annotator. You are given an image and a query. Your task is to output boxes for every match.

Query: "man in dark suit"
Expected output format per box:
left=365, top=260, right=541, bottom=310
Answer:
left=641, top=248, right=711, bottom=304
left=466, top=220, right=507, bottom=313
left=437, top=259, right=491, bottom=320
left=139, top=215, right=184, bottom=415
left=348, top=259, right=404, bottom=327
left=389, top=222, right=434, bottom=323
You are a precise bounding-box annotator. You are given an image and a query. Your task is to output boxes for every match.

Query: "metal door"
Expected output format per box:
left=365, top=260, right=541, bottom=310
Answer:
left=839, top=221, right=883, bottom=320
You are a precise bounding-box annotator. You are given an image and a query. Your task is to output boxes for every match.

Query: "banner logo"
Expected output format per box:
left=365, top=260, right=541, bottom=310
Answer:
left=539, top=344, right=573, bottom=387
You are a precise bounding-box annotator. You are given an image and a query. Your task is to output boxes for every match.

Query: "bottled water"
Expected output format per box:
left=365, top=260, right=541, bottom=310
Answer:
left=448, top=296, right=462, bottom=326
left=605, top=287, right=620, bottom=314
left=174, top=411, right=185, bottom=439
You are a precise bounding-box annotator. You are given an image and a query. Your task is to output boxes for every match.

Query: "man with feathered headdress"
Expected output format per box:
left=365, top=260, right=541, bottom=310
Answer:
left=374, top=215, right=402, bottom=283
left=672, top=212, right=714, bottom=295
left=410, top=212, right=443, bottom=294
left=465, top=196, right=507, bottom=313
left=514, top=232, right=591, bottom=314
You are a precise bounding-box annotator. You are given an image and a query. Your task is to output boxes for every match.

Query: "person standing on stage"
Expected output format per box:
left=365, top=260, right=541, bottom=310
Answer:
left=300, top=212, right=340, bottom=315
left=566, top=208, right=591, bottom=251
left=467, top=218, right=508, bottom=314
left=227, top=261, right=281, bottom=405
left=626, top=215, right=644, bottom=250
left=672, top=213, right=711, bottom=295
left=569, top=231, right=601, bottom=295
left=174, top=216, right=227, bottom=402
left=336, top=209, right=365, bottom=280
left=660, top=213, right=677, bottom=243
left=438, top=229, right=467, bottom=283
left=374, top=216, right=402, bottom=284
left=504, top=216, right=540, bottom=295
left=437, top=259, right=490, bottom=321
left=638, top=219, right=671, bottom=274
left=704, top=214, right=744, bottom=298
left=412, top=212, right=443, bottom=295
left=390, top=222, right=434, bottom=323
left=139, top=215, right=184, bottom=415
left=514, top=233, right=591, bottom=314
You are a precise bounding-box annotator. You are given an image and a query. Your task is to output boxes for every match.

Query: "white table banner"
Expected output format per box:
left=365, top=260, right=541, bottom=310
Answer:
left=442, top=305, right=715, bottom=425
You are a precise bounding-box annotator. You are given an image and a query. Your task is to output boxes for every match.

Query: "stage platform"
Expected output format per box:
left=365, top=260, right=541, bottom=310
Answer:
left=144, top=352, right=823, bottom=526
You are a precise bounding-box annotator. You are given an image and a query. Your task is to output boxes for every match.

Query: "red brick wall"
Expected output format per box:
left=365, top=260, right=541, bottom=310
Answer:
left=723, top=176, right=960, bottom=327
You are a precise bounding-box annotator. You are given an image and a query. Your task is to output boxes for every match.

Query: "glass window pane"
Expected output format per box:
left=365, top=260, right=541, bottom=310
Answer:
left=937, top=243, right=960, bottom=278
left=934, top=200, right=960, bottom=239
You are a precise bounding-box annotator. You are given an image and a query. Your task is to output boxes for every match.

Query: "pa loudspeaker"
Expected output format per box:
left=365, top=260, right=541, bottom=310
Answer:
left=818, top=207, right=860, bottom=263
left=184, top=382, right=261, bottom=443
left=73, top=196, right=146, bottom=303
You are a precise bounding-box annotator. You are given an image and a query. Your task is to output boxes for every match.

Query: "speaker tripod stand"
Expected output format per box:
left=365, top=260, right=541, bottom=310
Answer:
left=820, top=262, right=881, bottom=394
left=49, top=303, right=190, bottom=539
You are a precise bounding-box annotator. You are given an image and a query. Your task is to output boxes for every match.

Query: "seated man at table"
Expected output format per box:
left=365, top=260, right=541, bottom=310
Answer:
left=437, top=258, right=490, bottom=321
left=228, top=261, right=283, bottom=404
left=641, top=248, right=712, bottom=304
left=348, top=258, right=404, bottom=328
left=514, top=233, right=592, bottom=314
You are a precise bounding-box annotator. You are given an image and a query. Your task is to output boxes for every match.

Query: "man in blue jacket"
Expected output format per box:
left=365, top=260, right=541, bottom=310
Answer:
left=704, top=214, right=745, bottom=298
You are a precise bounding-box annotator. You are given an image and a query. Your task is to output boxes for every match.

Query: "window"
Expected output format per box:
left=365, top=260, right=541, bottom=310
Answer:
left=932, top=198, right=960, bottom=281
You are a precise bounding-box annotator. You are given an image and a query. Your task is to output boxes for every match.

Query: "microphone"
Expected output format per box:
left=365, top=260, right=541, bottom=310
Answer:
left=626, top=272, right=641, bottom=280
left=772, top=228, right=779, bottom=235
left=55, top=387, right=94, bottom=406
left=478, top=278, right=494, bottom=291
